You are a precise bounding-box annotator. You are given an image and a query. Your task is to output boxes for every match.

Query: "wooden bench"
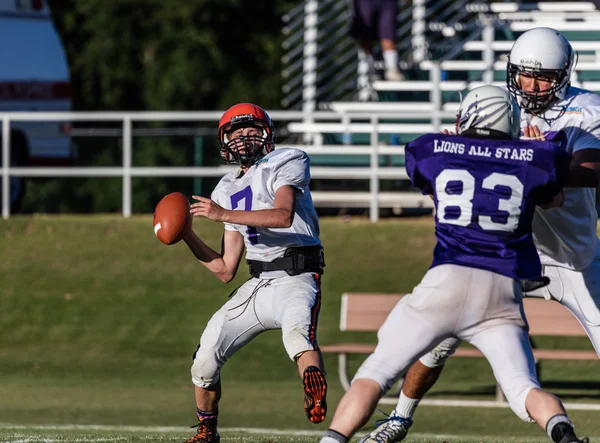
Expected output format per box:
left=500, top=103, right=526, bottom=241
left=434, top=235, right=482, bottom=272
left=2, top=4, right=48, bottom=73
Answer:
left=321, top=293, right=597, bottom=405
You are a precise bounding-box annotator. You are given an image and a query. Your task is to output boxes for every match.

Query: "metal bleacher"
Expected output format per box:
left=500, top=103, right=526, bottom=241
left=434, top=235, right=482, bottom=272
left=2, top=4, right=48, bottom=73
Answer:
left=281, top=1, right=600, bottom=218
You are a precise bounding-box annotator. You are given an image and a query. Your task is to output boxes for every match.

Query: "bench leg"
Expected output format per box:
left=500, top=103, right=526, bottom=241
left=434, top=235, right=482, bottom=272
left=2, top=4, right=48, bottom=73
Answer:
left=338, top=353, right=351, bottom=391
left=336, top=353, right=403, bottom=396
left=496, top=383, right=505, bottom=403
left=390, top=376, right=405, bottom=396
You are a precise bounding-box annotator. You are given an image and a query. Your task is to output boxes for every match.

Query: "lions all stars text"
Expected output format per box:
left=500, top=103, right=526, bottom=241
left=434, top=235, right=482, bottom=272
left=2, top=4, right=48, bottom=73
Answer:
left=433, top=139, right=534, bottom=161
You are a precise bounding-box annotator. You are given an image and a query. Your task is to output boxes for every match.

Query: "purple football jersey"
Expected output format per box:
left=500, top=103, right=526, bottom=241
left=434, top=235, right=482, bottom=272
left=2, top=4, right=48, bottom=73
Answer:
left=405, top=133, right=571, bottom=280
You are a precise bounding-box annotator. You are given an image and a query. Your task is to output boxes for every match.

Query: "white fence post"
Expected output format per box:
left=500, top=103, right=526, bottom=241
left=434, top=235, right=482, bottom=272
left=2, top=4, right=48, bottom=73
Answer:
left=302, top=0, right=318, bottom=143
left=431, top=62, right=442, bottom=133
left=482, top=16, right=495, bottom=85
left=342, top=112, right=351, bottom=145
left=122, top=116, right=132, bottom=218
left=2, top=117, right=10, bottom=220
left=357, top=48, right=372, bottom=102
left=412, top=0, right=427, bottom=64
left=370, top=115, right=379, bottom=223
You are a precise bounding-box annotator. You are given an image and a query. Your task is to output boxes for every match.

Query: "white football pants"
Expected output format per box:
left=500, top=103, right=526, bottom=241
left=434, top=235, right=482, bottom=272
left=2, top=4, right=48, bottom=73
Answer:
left=191, top=273, right=322, bottom=388
left=420, top=252, right=600, bottom=374
left=354, top=264, right=539, bottom=422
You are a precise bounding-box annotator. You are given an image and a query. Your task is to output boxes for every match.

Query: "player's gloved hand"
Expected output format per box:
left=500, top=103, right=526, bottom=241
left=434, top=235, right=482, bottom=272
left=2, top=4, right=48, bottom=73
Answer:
left=519, top=276, right=550, bottom=293
left=522, top=125, right=546, bottom=141
left=539, top=191, right=565, bottom=210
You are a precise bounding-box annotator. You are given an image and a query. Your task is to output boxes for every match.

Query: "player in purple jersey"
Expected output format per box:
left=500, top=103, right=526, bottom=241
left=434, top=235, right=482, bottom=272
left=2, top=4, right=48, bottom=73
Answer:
left=405, top=133, right=567, bottom=282
left=319, top=86, right=587, bottom=443
left=361, top=28, right=599, bottom=443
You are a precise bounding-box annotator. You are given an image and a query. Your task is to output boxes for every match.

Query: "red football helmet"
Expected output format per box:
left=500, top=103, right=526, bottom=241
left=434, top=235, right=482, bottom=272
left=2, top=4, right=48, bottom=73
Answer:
left=218, top=103, right=275, bottom=166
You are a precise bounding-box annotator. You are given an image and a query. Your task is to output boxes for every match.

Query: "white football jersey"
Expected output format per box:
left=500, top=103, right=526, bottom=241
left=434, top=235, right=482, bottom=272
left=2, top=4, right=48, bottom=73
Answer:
left=211, top=148, right=321, bottom=262
left=525, top=87, right=600, bottom=270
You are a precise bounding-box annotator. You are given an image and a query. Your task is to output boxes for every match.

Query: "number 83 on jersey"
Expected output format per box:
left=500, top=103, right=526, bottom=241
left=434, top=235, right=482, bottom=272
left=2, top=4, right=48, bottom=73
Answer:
left=436, top=169, right=524, bottom=232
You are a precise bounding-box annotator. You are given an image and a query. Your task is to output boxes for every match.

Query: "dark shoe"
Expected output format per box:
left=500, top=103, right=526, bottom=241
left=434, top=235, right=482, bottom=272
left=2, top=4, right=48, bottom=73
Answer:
left=558, top=435, right=589, bottom=443
left=303, top=365, right=327, bottom=423
left=184, top=417, right=220, bottom=443
left=359, top=409, right=412, bottom=443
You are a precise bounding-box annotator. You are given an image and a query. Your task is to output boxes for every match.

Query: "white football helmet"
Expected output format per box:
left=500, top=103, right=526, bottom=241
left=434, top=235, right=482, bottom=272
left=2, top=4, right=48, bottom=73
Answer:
left=507, top=27, right=575, bottom=112
left=456, top=85, right=521, bottom=139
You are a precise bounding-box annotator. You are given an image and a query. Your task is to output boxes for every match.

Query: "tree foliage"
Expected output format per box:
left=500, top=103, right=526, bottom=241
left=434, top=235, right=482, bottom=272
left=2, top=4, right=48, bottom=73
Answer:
left=48, top=0, right=295, bottom=111
left=24, top=0, right=295, bottom=213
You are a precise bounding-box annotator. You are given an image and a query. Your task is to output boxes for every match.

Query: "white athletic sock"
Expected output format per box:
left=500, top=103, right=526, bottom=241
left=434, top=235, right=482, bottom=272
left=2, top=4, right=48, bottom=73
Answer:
left=320, top=429, right=349, bottom=443
left=383, top=49, right=399, bottom=72
left=319, top=429, right=348, bottom=443
left=365, top=54, right=375, bottom=74
left=395, top=391, right=421, bottom=420
left=357, top=49, right=374, bottom=72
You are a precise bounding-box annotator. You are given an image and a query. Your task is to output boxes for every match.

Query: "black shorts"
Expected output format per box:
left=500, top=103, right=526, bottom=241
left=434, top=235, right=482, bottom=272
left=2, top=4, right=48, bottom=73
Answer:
left=349, top=0, right=398, bottom=41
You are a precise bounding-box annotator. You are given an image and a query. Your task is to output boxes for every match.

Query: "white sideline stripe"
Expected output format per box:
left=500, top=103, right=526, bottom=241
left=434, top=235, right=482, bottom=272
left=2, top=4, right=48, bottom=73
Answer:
left=379, top=398, right=600, bottom=411
left=0, top=423, right=520, bottom=440
left=0, top=424, right=320, bottom=435
left=4, top=440, right=118, bottom=443
left=5, top=439, right=125, bottom=443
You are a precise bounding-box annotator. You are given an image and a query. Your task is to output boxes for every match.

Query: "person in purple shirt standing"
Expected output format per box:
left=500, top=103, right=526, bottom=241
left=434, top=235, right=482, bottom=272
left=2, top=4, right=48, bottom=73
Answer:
left=349, top=0, right=403, bottom=81
left=319, top=85, right=588, bottom=443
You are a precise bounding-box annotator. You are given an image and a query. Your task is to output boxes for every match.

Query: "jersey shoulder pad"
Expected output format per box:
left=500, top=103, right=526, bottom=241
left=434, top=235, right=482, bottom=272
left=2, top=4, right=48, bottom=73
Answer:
left=210, top=173, right=236, bottom=204
left=405, top=133, right=436, bottom=157
left=565, top=88, right=600, bottom=114
left=260, top=148, right=308, bottom=170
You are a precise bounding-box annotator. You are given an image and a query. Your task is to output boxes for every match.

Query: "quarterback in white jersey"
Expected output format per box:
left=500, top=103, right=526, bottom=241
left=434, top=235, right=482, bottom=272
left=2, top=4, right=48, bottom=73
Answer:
left=179, top=103, right=327, bottom=443
left=210, top=148, right=322, bottom=263
left=359, top=28, right=597, bottom=443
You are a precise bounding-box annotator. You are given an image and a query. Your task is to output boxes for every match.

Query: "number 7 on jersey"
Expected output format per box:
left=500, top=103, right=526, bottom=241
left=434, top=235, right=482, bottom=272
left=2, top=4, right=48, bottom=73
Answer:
left=230, top=186, right=259, bottom=245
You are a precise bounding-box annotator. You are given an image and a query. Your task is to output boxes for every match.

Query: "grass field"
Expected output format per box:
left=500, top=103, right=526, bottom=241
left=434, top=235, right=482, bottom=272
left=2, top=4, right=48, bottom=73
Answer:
left=1, top=216, right=599, bottom=442
left=3, top=424, right=597, bottom=443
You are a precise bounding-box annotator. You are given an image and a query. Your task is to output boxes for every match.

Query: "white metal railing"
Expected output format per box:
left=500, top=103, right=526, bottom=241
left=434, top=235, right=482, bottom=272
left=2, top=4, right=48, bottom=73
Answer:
left=0, top=110, right=444, bottom=222
left=488, top=2, right=597, bottom=13
left=281, top=0, right=600, bottom=108
left=281, top=0, right=477, bottom=107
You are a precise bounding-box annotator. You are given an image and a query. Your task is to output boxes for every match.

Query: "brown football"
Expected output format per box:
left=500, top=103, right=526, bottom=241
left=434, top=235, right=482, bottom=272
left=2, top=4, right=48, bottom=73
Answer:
left=153, top=192, right=192, bottom=245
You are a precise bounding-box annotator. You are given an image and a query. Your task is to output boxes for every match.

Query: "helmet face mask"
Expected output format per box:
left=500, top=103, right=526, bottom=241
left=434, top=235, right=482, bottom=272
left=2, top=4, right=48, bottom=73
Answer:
left=507, top=64, right=567, bottom=113
left=218, top=104, right=275, bottom=167
left=222, top=123, right=270, bottom=166
left=506, top=27, right=575, bottom=113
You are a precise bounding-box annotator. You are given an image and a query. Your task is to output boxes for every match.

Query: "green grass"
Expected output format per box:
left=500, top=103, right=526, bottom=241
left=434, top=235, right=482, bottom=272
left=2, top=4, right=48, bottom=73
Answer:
left=0, top=216, right=599, bottom=442
left=1, top=427, right=596, bottom=443
left=0, top=429, right=575, bottom=443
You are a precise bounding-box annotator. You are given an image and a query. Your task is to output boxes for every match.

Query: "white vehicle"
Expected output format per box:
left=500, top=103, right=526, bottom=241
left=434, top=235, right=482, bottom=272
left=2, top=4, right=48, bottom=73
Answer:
left=0, top=0, right=73, bottom=211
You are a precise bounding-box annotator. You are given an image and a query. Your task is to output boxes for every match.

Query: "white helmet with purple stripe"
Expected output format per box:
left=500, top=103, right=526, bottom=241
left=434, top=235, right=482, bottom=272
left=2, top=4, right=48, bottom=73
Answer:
left=456, top=85, right=521, bottom=139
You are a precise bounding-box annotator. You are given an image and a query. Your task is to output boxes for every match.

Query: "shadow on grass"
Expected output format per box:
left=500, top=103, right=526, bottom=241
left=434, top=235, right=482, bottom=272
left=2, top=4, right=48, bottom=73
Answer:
left=541, top=380, right=600, bottom=400
left=424, top=381, right=600, bottom=402
left=427, top=385, right=497, bottom=397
